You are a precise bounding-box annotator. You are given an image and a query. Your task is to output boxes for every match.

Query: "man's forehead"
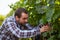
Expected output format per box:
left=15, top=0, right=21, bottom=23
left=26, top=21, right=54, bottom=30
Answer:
left=21, top=12, right=28, bottom=17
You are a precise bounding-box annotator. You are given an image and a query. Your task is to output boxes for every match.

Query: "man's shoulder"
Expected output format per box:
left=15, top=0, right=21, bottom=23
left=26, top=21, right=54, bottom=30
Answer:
left=6, top=16, right=15, bottom=22
left=2, top=16, right=15, bottom=25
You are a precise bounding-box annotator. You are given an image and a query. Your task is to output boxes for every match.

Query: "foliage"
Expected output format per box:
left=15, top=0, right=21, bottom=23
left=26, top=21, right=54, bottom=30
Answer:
left=6, top=0, right=60, bottom=40
left=0, top=15, right=5, bottom=25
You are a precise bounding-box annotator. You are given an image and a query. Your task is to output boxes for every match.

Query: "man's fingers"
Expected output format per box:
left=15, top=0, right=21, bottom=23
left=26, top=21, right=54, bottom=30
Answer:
left=43, top=26, right=50, bottom=31
left=40, top=25, right=51, bottom=33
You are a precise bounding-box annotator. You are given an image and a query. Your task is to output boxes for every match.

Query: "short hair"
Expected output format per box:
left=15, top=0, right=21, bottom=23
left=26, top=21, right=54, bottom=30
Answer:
left=14, top=8, right=28, bottom=18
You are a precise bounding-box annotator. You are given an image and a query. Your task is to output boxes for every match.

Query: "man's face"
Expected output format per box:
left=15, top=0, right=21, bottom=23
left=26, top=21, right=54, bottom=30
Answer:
left=16, top=12, right=28, bottom=25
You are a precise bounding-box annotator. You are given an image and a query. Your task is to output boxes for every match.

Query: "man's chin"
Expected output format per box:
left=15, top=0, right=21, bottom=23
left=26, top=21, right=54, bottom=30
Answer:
left=20, top=23, right=25, bottom=26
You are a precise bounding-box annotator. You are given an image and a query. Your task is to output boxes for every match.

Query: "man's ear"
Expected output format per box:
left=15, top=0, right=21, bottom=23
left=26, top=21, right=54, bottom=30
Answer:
left=15, top=16, right=19, bottom=21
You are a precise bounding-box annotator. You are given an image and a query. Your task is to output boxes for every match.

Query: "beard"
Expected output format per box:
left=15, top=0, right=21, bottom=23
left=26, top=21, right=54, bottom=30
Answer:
left=17, top=21, right=28, bottom=30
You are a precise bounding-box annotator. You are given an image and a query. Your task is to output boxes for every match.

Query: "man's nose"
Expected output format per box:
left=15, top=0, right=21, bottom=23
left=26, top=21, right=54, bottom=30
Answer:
left=25, top=20, right=28, bottom=23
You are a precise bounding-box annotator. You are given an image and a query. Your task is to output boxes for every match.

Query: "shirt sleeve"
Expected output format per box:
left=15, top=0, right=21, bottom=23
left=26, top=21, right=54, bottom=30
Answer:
left=5, top=22, right=40, bottom=38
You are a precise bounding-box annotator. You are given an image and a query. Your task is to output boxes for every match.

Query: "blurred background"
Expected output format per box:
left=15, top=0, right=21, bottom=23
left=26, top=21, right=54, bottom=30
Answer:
left=0, top=0, right=60, bottom=40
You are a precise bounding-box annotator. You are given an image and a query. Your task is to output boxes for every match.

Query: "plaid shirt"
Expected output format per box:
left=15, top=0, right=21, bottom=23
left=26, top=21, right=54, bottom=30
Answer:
left=0, top=16, right=40, bottom=40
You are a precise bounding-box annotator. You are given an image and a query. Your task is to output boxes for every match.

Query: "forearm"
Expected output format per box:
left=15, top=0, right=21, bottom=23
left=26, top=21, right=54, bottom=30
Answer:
left=6, top=22, right=40, bottom=38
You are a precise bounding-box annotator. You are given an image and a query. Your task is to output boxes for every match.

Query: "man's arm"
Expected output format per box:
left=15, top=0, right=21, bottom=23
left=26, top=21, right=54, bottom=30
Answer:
left=5, top=22, right=40, bottom=38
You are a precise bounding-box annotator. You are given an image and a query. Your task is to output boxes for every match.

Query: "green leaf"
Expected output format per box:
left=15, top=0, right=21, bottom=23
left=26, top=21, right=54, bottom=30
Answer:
left=46, top=7, right=55, bottom=22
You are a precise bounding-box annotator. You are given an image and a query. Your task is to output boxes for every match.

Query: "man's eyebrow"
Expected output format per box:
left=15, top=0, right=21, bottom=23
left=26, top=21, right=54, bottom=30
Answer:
left=23, top=18, right=28, bottom=19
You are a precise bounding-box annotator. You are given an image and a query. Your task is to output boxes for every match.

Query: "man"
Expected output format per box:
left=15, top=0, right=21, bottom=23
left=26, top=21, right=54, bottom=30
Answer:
left=0, top=8, right=49, bottom=40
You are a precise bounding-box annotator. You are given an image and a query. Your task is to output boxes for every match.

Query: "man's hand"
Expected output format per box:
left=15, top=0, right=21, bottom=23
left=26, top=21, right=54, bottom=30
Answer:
left=40, top=25, right=50, bottom=33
